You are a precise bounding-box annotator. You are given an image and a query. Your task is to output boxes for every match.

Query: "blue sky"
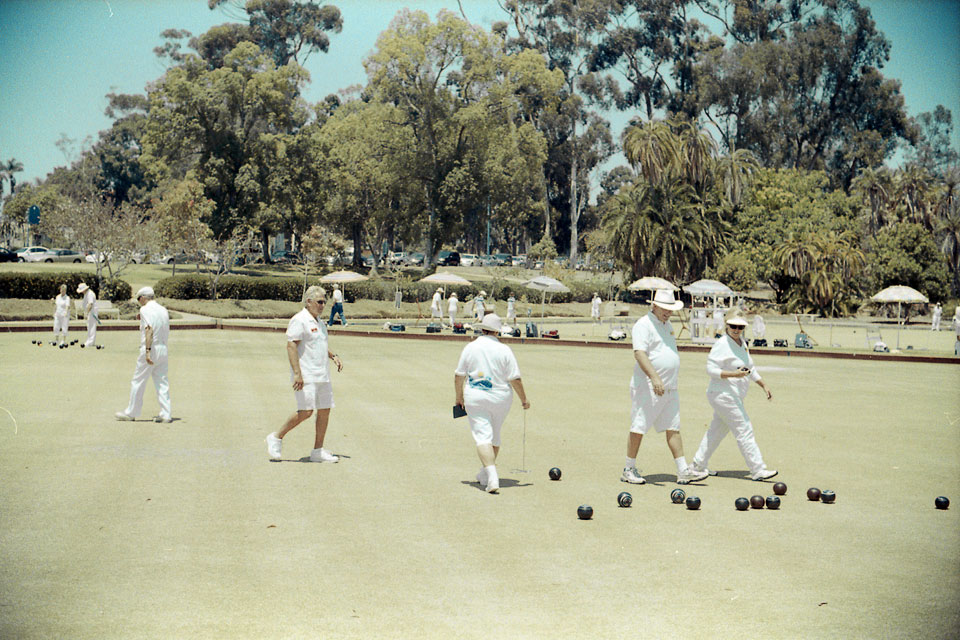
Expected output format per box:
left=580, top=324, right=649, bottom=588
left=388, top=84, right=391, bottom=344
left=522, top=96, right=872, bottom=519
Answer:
left=0, top=0, right=957, bottom=186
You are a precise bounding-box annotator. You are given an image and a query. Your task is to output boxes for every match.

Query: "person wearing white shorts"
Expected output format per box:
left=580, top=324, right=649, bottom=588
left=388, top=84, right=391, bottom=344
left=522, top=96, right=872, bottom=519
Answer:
left=267, top=285, right=343, bottom=462
left=691, top=314, right=778, bottom=481
left=454, top=313, right=530, bottom=493
left=622, top=289, right=708, bottom=486
left=52, top=284, right=70, bottom=345
left=115, top=287, right=172, bottom=423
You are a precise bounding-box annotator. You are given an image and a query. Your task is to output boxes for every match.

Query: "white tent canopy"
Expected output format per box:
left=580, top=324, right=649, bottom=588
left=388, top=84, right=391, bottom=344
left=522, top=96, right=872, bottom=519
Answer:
left=871, top=285, right=928, bottom=349
left=418, top=272, right=472, bottom=286
left=683, top=279, right=733, bottom=297
left=627, top=276, right=678, bottom=291
left=523, top=276, right=570, bottom=318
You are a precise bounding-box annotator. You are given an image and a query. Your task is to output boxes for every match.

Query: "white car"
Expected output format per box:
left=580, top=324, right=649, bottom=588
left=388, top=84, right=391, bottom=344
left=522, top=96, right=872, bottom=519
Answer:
left=512, top=255, right=527, bottom=267
left=16, top=246, right=50, bottom=262
left=42, top=249, right=84, bottom=263
left=460, top=253, right=478, bottom=267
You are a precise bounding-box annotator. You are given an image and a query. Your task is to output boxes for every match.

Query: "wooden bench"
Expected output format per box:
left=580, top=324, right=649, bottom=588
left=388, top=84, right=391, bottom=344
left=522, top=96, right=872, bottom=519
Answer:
left=74, top=298, right=120, bottom=320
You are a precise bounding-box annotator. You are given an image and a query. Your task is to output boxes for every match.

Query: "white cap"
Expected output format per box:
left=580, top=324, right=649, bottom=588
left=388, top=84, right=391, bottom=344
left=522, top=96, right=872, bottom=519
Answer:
left=77, top=282, right=89, bottom=294
left=725, top=314, right=748, bottom=327
left=480, top=313, right=502, bottom=333
left=136, top=286, right=155, bottom=298
left=648, top=288, right=683, bottom=311
left=437, top=287, right=443, bottom=293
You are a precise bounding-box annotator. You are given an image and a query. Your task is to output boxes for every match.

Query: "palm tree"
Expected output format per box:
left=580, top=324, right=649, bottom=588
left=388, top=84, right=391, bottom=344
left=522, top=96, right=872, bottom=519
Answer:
left=674, top=117, right=717, bottom=192
left=851, top=166, right=893, bottom=235
left=939, top=207, right=960, bottom=295
left=622, top=119, right=679, bottom=185
left=717, top=147, right=759, bottom=209
left=894, top=165, right=935, bottom=230
left=0, top=158, right=24, bottom=197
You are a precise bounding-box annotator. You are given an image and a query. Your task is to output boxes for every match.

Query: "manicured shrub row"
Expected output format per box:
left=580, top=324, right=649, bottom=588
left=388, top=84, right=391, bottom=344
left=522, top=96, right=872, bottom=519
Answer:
left=153, top=273, right=617, bottom=303
left=0, top=272, right=132, bottom=302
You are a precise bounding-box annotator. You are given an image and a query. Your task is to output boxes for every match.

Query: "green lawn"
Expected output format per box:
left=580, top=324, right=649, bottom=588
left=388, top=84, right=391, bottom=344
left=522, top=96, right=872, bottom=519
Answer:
left=1, top=329, right=957, bottom=638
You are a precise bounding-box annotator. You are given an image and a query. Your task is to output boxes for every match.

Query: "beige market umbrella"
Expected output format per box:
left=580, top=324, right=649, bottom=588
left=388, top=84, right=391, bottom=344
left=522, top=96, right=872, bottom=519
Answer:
left=320, top=270, right=370, bottom=283
left=418, top=272, right=472, bottom=286
left=871, top=285, right=928, bottom=349
left=627, top=276, right=678, bottom=291
left=524, top=275, right=570, bottom=318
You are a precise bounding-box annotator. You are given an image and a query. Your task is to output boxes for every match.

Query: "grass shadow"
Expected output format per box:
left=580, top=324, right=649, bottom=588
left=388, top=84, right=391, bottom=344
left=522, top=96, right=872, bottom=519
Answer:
left=460, top=478, right=534, bottom=492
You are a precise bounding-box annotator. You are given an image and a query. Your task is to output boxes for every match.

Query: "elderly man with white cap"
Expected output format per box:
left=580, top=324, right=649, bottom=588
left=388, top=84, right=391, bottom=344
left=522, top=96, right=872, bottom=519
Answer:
left=328, top=283, right=346, bottom=326
left=621, top=289, right=708, bottom=486
left=431, top=287, right=444, bottom=324
left=591, top=292, right=601, bottom=324
left=115, top=286, right=172, bottom=423
left=447, top=291, right=459, bottom=327
left=454, top=313, right=530, bottom=493
left=473, top=290, right=487, bottom=323
left=77, top=282, right=98, bottom=347
left=690, top=313, right=777, bottom=481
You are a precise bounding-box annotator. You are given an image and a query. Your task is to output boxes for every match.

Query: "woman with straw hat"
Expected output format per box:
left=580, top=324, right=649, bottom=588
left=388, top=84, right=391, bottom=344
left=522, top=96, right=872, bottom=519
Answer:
left=690, top=313, right=777, bottom=481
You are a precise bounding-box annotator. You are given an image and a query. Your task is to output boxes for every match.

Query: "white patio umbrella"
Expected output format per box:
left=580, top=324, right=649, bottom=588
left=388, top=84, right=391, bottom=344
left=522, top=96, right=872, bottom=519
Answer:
left=523, top=276, right=570, bottom=318
left=627, top=276, right=678, bottom=291
left=871, top=285, right=928, bottom=349
left=320, top=270, right=370, bottom=284
left=682, top=279, right=733, bottom=297
left=418, top=272, right=472, bottom=286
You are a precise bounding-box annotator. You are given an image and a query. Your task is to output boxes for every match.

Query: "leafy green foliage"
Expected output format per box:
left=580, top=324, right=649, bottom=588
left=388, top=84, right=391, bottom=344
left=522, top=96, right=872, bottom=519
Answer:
left=0, top=272, right=130, bottom=302
left=868, top=222, right=950, bottom=302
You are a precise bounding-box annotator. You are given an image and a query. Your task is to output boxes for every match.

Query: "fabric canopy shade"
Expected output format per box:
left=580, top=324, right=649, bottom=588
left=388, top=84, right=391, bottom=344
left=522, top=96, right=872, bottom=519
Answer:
left=683, top=279, right=733, bottom=297
left=320, top=270, right=369, bottom=283
left=523, top=276, right=570, bottom=318
left=627, top=276, right=678, bottom=292
left=418, top=272, right=473, bottom=286
left=871, top=285, right=929, bottom=349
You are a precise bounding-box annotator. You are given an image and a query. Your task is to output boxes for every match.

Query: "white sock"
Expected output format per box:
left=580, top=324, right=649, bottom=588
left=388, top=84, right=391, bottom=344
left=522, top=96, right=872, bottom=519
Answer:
left=675, top=457, right=689, bottom=473
left=625, top=457, right=636, bottom=469
left=484, top=465, right=498, bottom=485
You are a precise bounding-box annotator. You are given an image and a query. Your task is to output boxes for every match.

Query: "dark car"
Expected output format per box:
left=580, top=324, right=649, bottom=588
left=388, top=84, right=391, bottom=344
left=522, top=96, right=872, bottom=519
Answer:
left=0, top=247, right=18, bottom=262
left=270, top=250, right=302, bottom=264
left=438, top=250, right=461, bottom=267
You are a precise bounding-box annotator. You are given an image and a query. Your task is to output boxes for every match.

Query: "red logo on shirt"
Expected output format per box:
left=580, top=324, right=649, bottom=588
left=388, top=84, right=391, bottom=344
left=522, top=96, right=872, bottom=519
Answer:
left=310, top=327, right=318, bottom=332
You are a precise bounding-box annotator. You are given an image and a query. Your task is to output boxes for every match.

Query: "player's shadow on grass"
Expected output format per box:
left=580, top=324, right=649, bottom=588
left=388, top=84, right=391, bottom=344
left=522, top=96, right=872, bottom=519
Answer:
left=274, top=454, right=352, bottom=463
left=460, top=478, right=533, bottom=492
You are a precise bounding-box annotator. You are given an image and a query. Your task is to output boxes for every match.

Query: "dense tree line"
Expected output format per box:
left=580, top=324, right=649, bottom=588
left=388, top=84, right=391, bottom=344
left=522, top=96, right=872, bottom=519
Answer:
left=2, top=0, right=958, bottom=314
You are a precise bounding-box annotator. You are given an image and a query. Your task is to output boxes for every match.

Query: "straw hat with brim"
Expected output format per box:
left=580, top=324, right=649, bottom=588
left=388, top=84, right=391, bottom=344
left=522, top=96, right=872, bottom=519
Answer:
left=480, top=313, right=502, bottom=333
left=436, top=288, right=443, bottom=293
left=480, top=290, right=488, bottom=297
left=725, top=315, right=748, bottom=327
left=648, top=289, right=683, bottom=311
left=77, top=283, right=89, bottom=294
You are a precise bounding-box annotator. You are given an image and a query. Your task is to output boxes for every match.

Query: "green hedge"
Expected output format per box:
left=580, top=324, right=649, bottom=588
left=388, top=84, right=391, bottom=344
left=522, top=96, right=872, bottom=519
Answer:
left=0, top=272, right=131, bottom=302
left=154, top=275, right=304, bottom=301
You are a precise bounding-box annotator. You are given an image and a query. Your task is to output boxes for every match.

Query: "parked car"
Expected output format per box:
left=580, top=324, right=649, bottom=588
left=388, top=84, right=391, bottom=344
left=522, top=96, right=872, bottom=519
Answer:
left=42, top=249, right=84, bottom=263
left=16, top=246, right=50, bottom=262
left=270, top=250, right=302, bottom=264
left=438, top=250, right=461, bottom=266
left=387, top=251, right=408, bottom=266
left=478, top=254, right=501, bottom=266
left=494, top=253, right=511, bottom=266
left=152, top=252, right=203, bottom=265
left=512, top=254, right=527, bottom=267
left=87, top=250, right=145, bottom=264
left=460, top=253, right=478, bottom=267
left=404, top=252, right=425, bottom=266
left=1, top=247, right=20, bottom=262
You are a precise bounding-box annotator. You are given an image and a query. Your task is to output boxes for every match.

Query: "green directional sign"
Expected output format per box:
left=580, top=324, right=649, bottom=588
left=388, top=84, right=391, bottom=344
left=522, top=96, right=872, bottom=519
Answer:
left=28, top=205, right=40, bottom=225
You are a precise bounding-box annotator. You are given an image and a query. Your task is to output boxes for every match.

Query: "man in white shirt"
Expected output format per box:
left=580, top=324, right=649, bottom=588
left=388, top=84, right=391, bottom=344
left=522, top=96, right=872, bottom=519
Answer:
left=328, top=283, right=346, bottom=326
left=448, top=292, right=458, bottom=327
left=53, top=284, right=70, bottom=346
left=267, top=285, right=343, bottom=462
left=506, top=295, right=517, bottom=325
left=931, top=303, right=942, bottom=331
left=77, top=282, right=98, bottom=347
left=455, top=313, right=530, bottom=493
left=115, top=287, right=172, bottom=423
left=621, top=289, right=708, bottom=486
left=431, top=287, right=444, bottom=324
left=591, top=293, right=601, bottom=324
left=473, top=291, right=486, bottom=323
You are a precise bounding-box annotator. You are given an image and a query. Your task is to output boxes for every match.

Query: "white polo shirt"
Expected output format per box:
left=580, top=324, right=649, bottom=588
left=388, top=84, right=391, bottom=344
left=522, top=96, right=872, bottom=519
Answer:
left=455, top=335, right=522, bottom=403
left=432, top=291, right=442, bottom=312
left=332, top=288, right=343, bottom=304
left=83, top=289, right=98, bottom=318
left=286, top=307, right=330, bottom=383
left=140, top=300, right=170, bottom=354
left=55, top=294, right=70, bottom=317
left=448, top=296, right=458, bottom=313
left=631, top=312, right=680, bottom=390
left=706, top=334, right=761, bottom=398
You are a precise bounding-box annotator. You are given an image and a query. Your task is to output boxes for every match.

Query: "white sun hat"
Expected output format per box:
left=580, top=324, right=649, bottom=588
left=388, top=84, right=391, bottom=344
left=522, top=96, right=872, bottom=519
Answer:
left=725, top=314, right=748, bottom=327
left=480, top=313, right=502, bottom=333
left=648, top=288, right=683, bottom=311
left=77, top=282, right=89, bottom=294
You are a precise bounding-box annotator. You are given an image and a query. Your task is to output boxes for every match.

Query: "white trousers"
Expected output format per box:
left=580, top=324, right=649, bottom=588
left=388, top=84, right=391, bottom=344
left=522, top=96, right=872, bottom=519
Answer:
left=124, top=352, right=171, bottom=420
left=85, top=314, right=98, bottom=347
left=53, top=313, right=69, bottom=337
left=693, top=391, right=765, bottom=475
left=449, top=311, right=456, bottom=326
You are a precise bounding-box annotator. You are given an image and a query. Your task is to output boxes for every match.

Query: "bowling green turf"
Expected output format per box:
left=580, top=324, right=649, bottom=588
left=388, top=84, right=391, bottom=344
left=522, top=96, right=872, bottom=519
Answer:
left=1, top=330, right=957, bottom=639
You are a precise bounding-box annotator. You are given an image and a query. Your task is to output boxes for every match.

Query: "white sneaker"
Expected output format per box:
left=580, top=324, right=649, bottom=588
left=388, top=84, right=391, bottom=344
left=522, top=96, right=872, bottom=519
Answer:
left=692, top=465, right=718, bottom=476
left=677, top=468, right=709, bottom=484
left=751, top=468, right=778, bottom=481
left=621, top=467, right=646, bottom=484
left=309, top=448, right=339, bottom=463
left=154, top=416, right=172, bottom=424
left=485, top=479, right=499, bottom=493
left=114, top=412, right=133, bottom=421
left=266, top=433, right=282, bottom=460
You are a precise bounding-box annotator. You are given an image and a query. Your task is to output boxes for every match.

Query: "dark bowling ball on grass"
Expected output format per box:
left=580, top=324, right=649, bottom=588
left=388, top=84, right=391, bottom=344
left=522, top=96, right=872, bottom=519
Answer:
left=807, top=487, right=822, bottom=501
left=549, top=467, right=562, bottom=481
left=81, top=344, right=85, bottom=348
left=935, top=496, right=950, bottom=510
left=765, top=495, right=781, bottom=510
left=821, top=490, right=836, bottom=504
left=750, top=495, right=765, bottom=509
left=577, top=505, right=593, bottom=520
left=617, top=492, right=632, bottom=508
left=671, top=488, right=686, bottom=504
left=735, top=497, right=750, bottom=511
left=773, top=482, right=787, bottom=496
left=685, top=496, right=701, bottom=510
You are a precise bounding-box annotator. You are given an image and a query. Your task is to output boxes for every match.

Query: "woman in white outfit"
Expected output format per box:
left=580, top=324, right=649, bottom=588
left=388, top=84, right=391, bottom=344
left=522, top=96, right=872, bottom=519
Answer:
left=454, top=313, right=530, bottom=493
left=473, top=291, right=486, bottom=323
left=53, top=284, right=70, bottom=345
left=448, top=292, right=458, bottom=326
left=691, top=314, right=778, bottom=481
left=77, top=282, right=98, bottom=347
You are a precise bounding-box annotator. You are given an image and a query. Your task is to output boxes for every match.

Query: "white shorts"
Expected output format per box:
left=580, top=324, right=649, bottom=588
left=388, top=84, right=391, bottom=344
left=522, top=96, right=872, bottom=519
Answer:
left=630, top=385, right=680, bottom=434
left=295, top=382, right=334, bottom=411
left=465, top=391, right=512, bottom=446
left=53, top=314, right=69, bottom=335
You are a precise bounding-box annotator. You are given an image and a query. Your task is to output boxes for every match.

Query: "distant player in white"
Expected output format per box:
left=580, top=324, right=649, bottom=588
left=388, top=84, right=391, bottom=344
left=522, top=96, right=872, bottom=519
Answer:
left=267, top=285, right=343, bottom=462
left=115, top=287, right=172, bottom=423
left=621, top=289, right=708, bottom=486
left=752, top=314, right=766, bottom=341
left=454, top=313, right=530, bottom=493
left=77, top=282, right=98, bottom=347
left=691, top=314, right=778, bottom=481
left=328, top=283, right=346, bottom=326
left=473, top=290, right=486, bottom=323
left=591, top=293, right=601, bottom=324
left=931, top=303, right=942, bottom=331
left=53, top=284, right=70, bottom=345
left=431, top=287, right=444, bottom=323
left=448, top=291, right=458, bottom=327
left=506, top=295, right=516, bottom=325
